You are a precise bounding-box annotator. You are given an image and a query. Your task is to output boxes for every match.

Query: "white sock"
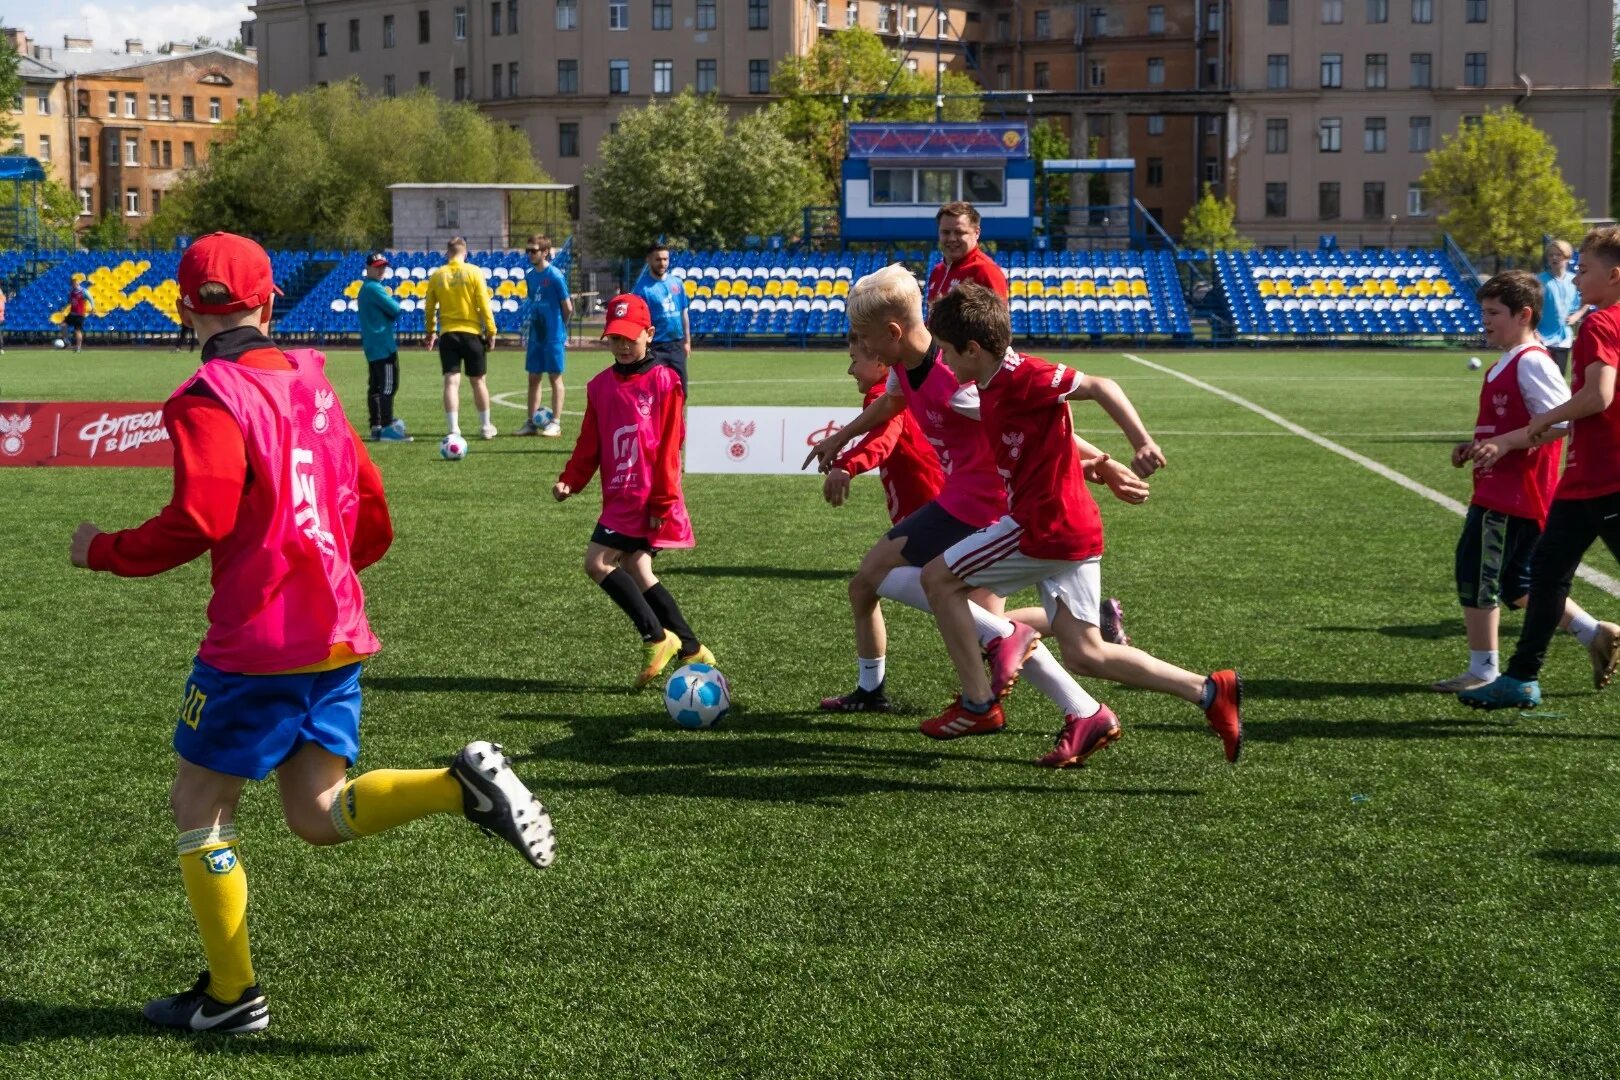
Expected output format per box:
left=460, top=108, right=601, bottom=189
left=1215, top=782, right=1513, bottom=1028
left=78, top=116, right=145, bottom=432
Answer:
left=857, top=656, right=885, bottom=692
left=446, top=410, right=459, bottom=434
left=478, top=409, right=491, bottom=427
left=877, top=567, right=930, bottom=611
left=1468, top=649, right=1498, bottom=679
left=1023, top=643, right=1101, bottom=718
left=876, top=567, right=1013, bottom=648
left=1568, top=609, right=1600, bottom=646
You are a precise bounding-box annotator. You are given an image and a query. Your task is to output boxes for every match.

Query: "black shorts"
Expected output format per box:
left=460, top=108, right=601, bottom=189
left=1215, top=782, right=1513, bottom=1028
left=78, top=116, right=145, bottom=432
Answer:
left=885, top=500, right=982, bottom=568
left=439, top=331, right=487, bottom=377
left=651, top=340, right=688, bottom=391
left=591, top=522, right=655, bottom=554
left=1456, top=503, right=1541, bottom=609
left=65, top=314, right=85, bottom=329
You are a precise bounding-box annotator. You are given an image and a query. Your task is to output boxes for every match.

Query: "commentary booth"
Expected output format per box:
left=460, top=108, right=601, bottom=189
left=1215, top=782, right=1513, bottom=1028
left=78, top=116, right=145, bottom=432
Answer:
left=839, top=122, right=1035, bottom=244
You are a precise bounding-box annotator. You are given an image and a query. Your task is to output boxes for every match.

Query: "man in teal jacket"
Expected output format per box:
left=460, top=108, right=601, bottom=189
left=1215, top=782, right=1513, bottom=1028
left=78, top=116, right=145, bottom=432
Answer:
left=358, top=252, right=412, bottom=441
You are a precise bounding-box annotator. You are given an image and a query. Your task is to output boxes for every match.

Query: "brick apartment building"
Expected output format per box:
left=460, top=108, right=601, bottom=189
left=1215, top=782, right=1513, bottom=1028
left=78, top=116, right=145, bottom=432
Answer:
left=4, top=30, right=259, bottom=233
left=249, top=0, right=1610, bottom=245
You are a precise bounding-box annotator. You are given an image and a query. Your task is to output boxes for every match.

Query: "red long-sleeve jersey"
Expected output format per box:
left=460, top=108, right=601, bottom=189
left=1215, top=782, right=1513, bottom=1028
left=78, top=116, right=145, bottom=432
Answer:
left=834, top=382, right=946, bottom=525
left=88, top=345, right=393, bottom=577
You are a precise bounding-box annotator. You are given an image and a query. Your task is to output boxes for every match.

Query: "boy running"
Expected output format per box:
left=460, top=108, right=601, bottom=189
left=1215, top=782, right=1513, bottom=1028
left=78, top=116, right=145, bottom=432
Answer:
left=820, top=332, right=945, bottom=525
left=1463, top=228, right=1620, bottom=709
left=553, top=294, right=714, bottom=686
left=68, top=233, right=555, bottom=1036
left=1433, top=270, right=1618, bottom=693
left=919, top=282, right=1243, bottom=765
left=805, top=266, right=1149, bottom=735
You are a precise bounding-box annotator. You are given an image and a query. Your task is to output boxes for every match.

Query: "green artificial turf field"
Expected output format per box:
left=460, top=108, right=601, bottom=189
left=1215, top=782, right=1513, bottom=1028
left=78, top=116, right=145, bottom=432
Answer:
left=3, top=345, right=1619, bottom=1078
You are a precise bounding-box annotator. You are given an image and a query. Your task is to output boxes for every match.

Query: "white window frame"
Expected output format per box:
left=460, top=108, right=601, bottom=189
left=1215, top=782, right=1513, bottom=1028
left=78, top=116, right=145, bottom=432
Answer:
left=454, top=5, right=468, bottom=39
left=609, top=2, right=629, bottom=30
left=125, top=187, right=140, bottom=215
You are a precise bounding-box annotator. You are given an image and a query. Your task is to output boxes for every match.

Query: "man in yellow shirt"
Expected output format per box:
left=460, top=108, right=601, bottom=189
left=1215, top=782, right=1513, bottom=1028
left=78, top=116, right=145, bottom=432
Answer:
left=423, top=236, right=499, bottom=439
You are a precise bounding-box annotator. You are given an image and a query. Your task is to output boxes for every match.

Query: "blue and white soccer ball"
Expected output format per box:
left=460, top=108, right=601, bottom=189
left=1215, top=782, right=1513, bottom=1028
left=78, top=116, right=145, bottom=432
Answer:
left=439, top=432, right=468, bottom=460
left=532, top=406, right=555, bottom=429
left=664, top=663, right=731, bottom=729
left=52, top=337, right=66, bottom=349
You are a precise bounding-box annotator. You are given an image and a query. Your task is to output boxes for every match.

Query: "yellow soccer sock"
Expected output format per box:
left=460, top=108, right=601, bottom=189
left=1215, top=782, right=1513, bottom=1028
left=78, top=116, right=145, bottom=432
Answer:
left=176, top=825, right=255, bottom=1004
left=330, top=768, right=463, bottom=841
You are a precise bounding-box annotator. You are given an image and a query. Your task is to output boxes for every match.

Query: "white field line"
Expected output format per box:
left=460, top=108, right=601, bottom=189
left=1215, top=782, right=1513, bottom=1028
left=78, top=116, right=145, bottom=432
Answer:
left=1120, top=353, right=1620, bottom=600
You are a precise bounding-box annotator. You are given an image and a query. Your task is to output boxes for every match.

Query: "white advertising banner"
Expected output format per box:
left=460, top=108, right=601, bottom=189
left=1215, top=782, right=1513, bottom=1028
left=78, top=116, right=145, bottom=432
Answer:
left=685, top=406, right=865, bottom=475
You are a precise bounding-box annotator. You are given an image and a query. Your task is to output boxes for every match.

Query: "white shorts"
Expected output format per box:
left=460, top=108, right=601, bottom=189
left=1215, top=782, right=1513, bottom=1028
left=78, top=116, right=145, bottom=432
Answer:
left=943, top=515, right=1102, bottom=626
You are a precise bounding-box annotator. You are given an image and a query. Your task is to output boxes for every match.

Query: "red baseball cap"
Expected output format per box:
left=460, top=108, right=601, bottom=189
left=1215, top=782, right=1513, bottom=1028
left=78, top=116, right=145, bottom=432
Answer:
left=178, top=231, right=283, bottom=314
left=601, top=293, right=653, bottom=339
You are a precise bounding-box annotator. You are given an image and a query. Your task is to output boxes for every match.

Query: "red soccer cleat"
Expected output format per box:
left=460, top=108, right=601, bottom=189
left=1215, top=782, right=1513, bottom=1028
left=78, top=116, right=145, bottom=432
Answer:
left=1204, top=669, right=1243, bottom=763
left=1034, top=705, right=1122, bottom=769
left=920, top=697, right=1007, bottom=740
left=984, top=621, right=1041, bottom=700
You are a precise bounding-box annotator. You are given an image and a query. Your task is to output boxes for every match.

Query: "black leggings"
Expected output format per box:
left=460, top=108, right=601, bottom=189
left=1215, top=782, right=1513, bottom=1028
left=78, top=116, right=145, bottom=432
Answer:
left=1505, top=491, right=1620, bottom=680
left=366, top=354, right=399, bottom=429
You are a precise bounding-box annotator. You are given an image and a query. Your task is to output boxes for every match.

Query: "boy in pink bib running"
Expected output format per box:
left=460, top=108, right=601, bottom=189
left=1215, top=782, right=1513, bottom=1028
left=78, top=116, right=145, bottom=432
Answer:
left=554, top=293, right=714, bottom=686
left=68, top=233, right=556, bottom=1036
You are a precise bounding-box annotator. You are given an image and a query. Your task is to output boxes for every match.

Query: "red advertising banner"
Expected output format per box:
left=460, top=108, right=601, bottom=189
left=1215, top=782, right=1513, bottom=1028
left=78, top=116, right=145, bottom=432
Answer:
left=0, top=402, right=173, bottom=467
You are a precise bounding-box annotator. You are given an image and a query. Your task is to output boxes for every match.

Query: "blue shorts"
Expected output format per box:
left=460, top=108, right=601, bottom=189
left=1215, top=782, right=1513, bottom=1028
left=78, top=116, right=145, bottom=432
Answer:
left=526, top=337, right=566, bottom=375
left=173, top=658, right=362, bottom=780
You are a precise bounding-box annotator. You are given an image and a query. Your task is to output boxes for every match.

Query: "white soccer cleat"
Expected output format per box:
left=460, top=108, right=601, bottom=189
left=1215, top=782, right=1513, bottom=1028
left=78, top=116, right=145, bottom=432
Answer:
left=450, top=741, right=556, bottom=869
left=541, top=421, right=562, bottom=438
left=1430, top=671, right=1491, bottom=693
left=480, top=422, right=499, bottom=440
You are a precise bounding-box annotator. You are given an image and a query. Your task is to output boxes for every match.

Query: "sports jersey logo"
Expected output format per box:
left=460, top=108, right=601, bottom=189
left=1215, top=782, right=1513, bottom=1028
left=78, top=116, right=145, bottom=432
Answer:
left=611, top=423, right=640, bottom=473
left=290, top=447, right=337, bottom=556
left=722, top=420, right=756, bottom=461
left=312, top=389, right=335, bottom=433
left=0, top=413, right=31, bottom=456
left=926, top=408, right=945, bottom=428
left=201, top=847, right=238, bottom=875
left=636, top=390, right=654, bottom=417
left=1002, top=430, right=1026, bottom=460
left=1492, top=393, right=1509, bottom=418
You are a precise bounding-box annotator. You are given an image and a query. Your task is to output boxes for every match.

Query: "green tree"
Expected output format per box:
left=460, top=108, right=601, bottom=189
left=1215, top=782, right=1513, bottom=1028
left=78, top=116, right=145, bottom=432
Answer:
left=771, top=28, right=982, bottom=203
left=1028, top=118, right=1071, bottom=228
left=1420, top=107, right=1585, bottom=267
left=0, top=26, right=20, bottom=148
left=146, top=80, right=550, bottom=249
left=584, top=90, right=813, bottom=261
left=36, top=167, right=82, bottom=249
left=1179, top=184, right=1250, bottom=251
left=81, top=210, right=131, bottom=250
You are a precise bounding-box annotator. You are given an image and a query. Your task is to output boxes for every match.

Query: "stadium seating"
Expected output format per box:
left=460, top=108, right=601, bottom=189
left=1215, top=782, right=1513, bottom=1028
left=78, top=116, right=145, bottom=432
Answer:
left=1216, top=248, right=1481, bottom=337
left=994, top=249, right=1193, bottom=341
left=5, top=250, right=308, bottom=336
left=276, top=246, right=573, bottom=337
left=672, top=249, right=873, bottom=343
left=673, top=247, right=1194, bottom=343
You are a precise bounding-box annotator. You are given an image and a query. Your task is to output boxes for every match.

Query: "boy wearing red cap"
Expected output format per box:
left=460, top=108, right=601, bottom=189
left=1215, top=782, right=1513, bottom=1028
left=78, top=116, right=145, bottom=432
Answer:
left=553, top=293, right=713, bottom=685
left=68, top=232, right=557, bottom=1035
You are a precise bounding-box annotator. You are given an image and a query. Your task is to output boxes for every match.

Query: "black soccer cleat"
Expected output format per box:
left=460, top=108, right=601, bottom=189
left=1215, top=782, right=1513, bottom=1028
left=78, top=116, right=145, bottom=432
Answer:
left=451, top=741, right=557, bottom=869
left=818, top=682, right=892, bottom=713
left=142, top=972, right=269, bottom=1035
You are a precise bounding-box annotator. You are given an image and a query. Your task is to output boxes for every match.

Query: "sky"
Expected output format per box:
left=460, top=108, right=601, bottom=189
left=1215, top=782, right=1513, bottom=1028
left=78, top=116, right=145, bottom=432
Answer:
left=0, top=2, right=253, bottom=56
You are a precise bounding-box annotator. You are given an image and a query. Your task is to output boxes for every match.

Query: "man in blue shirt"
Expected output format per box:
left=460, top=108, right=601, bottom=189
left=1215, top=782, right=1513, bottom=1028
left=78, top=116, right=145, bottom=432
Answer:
left=632, top=241, right=690, bottom=390
left=518, top=234, right=573, bottom=437
left=357, top=252, right=412, bottom=441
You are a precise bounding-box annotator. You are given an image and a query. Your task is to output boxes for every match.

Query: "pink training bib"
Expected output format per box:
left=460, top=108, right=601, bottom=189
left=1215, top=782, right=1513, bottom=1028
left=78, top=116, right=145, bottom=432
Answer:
left=177, top=350, right=378, bottom=672
left=890, top=352, right=1006, bottom=527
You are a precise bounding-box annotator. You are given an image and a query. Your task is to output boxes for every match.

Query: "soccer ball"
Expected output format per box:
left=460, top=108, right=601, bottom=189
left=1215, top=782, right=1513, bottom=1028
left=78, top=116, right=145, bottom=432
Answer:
left=532, top=406, right=555, bottom=429
left=439, top=433, right=469, bottom=460
left=52, top=338, right=65, bottom=349
left=1468, top=356, right=1483, bottom=370
left=664, top=663, right=731, bottom=729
